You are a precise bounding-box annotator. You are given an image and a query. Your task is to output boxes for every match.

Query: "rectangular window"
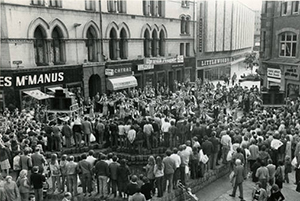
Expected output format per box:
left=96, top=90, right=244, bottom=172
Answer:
left=31, top=0, right=44, bottom=5
left=180, top=43, right=184, bottom=55
left=264, top=1, right=268, bottom=14
left=186, top=43, right=190, bottom=57
left=282, top=2, right=288, bottom=15
left=49, top=0, right=62, bottom=7
left=181, top=0, right=189, bottom=7
left=262, top=31, right=266, bottom=52
left=85, top=0, right=96, bottom=11
left=117, top=0, right=127, bottom=13
left=293, top=1, right=299, bottom=13
left=280, top=32, right=297, bottom=57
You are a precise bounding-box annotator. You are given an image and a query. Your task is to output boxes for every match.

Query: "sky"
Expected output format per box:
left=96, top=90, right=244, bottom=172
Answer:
left=238, top=0, right=263, bottom=11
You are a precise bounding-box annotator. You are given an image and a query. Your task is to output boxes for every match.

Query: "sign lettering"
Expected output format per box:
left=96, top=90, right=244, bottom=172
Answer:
left=267, top=68, right=281, bottom=79
left=138, top=64, right=154, bottom=71
left=197, top=57, right=232, bottom=67
left=0, top=72, right=64, bottom=87
left=144, top=55, right=184, bottom=65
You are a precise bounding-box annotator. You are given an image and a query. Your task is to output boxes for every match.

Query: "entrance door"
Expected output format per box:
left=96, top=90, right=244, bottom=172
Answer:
left=168, top=71, right=174, bottom=92
left=88, top=74, right=101, bottom=98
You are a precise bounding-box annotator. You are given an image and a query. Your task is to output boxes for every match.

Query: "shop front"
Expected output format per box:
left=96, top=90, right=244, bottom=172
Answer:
left=284, top=65, right=300, bottom=99
left=267, top=67, right=281, bottom=88
left=0, top=65, right=83, bottom=110
left=133, top=55, right=185, bottom=90
left=105, top=62, right=137, bottom=93
left=196, top=57, right=232, bottom=81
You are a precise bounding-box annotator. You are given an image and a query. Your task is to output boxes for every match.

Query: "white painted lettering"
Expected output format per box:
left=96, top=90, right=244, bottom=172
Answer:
left=16, top=76, right=26, bottom=86
left=28, top=75, right=37, bottom=85
left=4, top=77, right=12, bottom=86
left=58, top=72, right=64, bottom=81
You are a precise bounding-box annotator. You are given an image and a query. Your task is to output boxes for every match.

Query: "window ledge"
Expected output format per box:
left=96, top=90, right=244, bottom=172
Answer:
left=180, top=33, right=191, bottom=36
left=181, top=5, right=190, bottom=8
left=279, top=56, right=296, bottom=58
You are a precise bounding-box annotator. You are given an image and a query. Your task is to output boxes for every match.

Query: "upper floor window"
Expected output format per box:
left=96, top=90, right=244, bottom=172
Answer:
left=159, top=31, right=165, bottom=56
left=86, top=26, right=98, bottom=62
left=292, top=1, right=299, bottom=13
left=280, top=32, right=297, bottom=57
left=119, top=29, right=128, bottom=59
left=108, top=0, right=127, bottom=13
left=181, top=0, right=189, bottom=7
left=180, top=16, right=190, bottom=35
left=34, top=26, right=47, bottom=66
left=109, top=28, right=118, bottom=60
left=51, top=27, right=65, bottom=64
left=31, top=0, right=44, bottom=6
left=152, top=30, right=158, bottom=57
left=85, top=0, right=96, bottom=11
left=49, top=0, right=62, bottom=8
left=144, top=30, right=151, bottom=57
left=157, top=0, right=165, bottom=17
left=150, top=0, right=156, bottom=16
left=281, top=1, right=288, bottom=15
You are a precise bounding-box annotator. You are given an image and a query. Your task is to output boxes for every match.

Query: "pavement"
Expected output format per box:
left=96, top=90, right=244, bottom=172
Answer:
left=195, top=170, right=299, bottom=201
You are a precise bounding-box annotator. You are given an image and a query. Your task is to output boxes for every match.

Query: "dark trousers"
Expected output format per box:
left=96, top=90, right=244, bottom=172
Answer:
left=110, top=179, right=118, bottom=196
left=47, top=136, right=54, bottom=151
left=53, top=135, right=61, bottom=151
left=80, top=174, right=92, bottom=193
left=67, top=175, right=78, bottom=195
left=164, top=173, right=173, bottom=193
left=179, top=165, right=186, bottom=185
left=155, top=176, right=164, bottom=197
left=190, top=160, right=199, bottom=179
left=173, top=168, right=180, bottom=188
left=74, top=132, right=82, bottom=147
left=232, top=182, right=244, bottom=198
left=164, top=132, right=170, bottom=147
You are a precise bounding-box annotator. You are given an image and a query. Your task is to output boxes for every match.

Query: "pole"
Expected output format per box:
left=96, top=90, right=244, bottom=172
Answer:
left=99, top=0, right=104, bottom=61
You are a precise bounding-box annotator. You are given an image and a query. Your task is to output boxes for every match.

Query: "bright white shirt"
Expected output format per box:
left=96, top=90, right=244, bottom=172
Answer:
left=161, top=122, right=171, bottom=133
left=118, top=125, right=125, bottom=135
left=221, top=134, right=232, bottom=147
left=153, top=164, right=164, bottom=177
left=127, top=129, right=136, bottom=143
left=170, top=153, right=181, bottom=168
left=86, top=156, right=97, bottom=166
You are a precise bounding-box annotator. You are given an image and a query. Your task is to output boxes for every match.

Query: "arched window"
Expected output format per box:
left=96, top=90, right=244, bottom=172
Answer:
left=279, top=32, right=297, bottom=57
left=51, top=26, right=65, bottom=64
left=159, top=31, right=165, bottom=56
left=152, top=30, right=158, bottom=57
left=181, top=16, right=186, bottom=34
left=86, top=26, right=98, bottom=62
left=119, top=29, right=128, bottom=59
left=185, top=17, right=190, bottom=34
left=34, top=26, right=47, bottom=66
left=109, top=28, right=118, bottom=60
left=144, top=29, right=151, bottom=57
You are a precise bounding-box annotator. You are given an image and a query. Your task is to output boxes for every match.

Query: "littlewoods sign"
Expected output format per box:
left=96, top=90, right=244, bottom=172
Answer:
left=0, top=72, right=64, bottom=87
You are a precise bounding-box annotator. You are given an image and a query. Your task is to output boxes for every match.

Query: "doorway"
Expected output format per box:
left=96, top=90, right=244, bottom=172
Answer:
left=88, top=74, right=101, bottom=98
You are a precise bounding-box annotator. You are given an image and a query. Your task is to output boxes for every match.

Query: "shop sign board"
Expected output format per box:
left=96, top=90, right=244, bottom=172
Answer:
left=267, top=68, right=281, bottom=79
left=197, top=57, right=232, bottom=67
left=0, top=65, right=82, bottom=88
left=106, top=63, right=132, bottom=76
left=144, top=55, right=184, bottom=65
left=284, top=65, right=300, bottom=81
left=137, top=64, right=154, bottom=71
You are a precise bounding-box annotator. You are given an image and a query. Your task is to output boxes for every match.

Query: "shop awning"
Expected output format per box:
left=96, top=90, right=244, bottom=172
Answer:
left=48, top=86, right=64, bottom=92
left=107, top=76, right=137, bottom=91
left=48, top=86, right=75, bottom=96
left=267, top=77, right=281, bottom=83
left=23, top=89, right=53, bottom=100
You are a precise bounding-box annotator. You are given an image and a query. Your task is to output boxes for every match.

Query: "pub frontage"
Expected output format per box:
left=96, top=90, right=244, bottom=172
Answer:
left=0, top=65, right=83, bottom=110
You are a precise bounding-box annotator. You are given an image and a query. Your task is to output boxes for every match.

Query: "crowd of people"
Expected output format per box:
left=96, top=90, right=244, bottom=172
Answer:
left=0, top=79, right=300, bottom=201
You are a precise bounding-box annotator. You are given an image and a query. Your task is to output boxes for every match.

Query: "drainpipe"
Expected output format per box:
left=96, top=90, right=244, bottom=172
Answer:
left=99, top=0, right=104, bottom=61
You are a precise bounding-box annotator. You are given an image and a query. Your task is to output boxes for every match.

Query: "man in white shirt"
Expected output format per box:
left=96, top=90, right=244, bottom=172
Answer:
left=170, top=148, right=181, bottom=189
left=86, top=150, right=97, bottom=166
left=118, top=121, right=125, bottom=148
left=221, top=131, right=232, bottom=164
left=178, top=145, right=190, bottom=185
left=161, top=118, right=171, bottom=147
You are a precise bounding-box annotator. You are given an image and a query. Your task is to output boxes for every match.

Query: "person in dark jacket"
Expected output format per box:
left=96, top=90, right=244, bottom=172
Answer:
left=61, top=121, right=72, bottom=148
left=77, top=154, right=92, bottom=196
left=117, top=159, right=131, bottom=198
left=141, top=177, right=152, bottom=201
left=202, top=135, right=214, bottom=171
left=30, top=166, right=46, bottom=201
left=210, top=131, right=220, bottom=170
left=108, top=155, right=120, bottom=197
left=126, top=175, right=139, bottom=200
left=94, top=154, right=109, bottom=198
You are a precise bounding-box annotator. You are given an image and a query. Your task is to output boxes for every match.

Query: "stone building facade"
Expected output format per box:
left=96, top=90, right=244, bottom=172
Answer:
left=196, top=0, right=255, bottom=82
